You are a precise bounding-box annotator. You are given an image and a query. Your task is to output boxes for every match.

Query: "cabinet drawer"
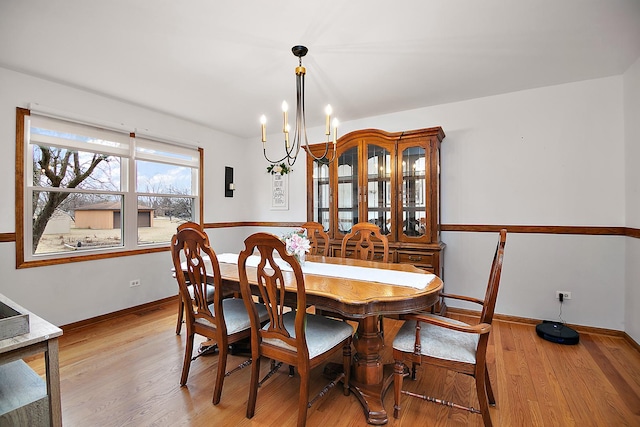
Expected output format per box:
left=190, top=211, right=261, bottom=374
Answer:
left=341, top=249, right=387, bottom=262
left=397, top=251, right=434, bottom=267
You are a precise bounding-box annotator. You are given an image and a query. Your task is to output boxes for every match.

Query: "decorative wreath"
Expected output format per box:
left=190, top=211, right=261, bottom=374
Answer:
left=267, top=162, right=291, bottom=175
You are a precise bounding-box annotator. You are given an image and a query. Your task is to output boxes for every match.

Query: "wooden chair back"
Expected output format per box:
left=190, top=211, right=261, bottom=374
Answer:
left=174, top=221, right=208, bottom=334
left=176, top=220, right=203, bottom=233
left=171, top=224, right=223, bottom=335
left=479, top=228, right=507, bottom=326
left=238, top=232, right=308, bottom=360
left=340, top=222, right=389, bottom=263
left=300, top=221, right=330, bottom=256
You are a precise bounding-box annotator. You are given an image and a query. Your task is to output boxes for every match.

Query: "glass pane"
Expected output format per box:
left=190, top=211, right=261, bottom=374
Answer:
left=312, top=159, right=330, bottom=230
left=337, top=147, right=358, bottom=233
left=402, top=146, right=426, bottom=237
left=33, top=192, right=123, bottom=255
left=32, top=145, right=121, bottom=190
left=367, top=144, right=391, bottom=235
left=136, top=160, right=194, bottom=194
left=137, top=196, right=194, bottom=245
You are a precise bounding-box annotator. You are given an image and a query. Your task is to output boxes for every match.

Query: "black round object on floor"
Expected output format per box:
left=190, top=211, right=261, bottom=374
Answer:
left=536, top=320, right=579, bottom=345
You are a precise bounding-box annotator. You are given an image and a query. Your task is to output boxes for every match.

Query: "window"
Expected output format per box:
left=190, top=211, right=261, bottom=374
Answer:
left=15, top=108, right=202, bottom=267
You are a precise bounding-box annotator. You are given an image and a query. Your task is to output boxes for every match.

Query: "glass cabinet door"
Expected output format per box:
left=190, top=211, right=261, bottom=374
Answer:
left=311, top=158, right=330, bottom=230
left=400, top=145, right=428, bottom=240
left=366, top=143, right=392, bottom=236
left=336, top=146, right=359, bottom=234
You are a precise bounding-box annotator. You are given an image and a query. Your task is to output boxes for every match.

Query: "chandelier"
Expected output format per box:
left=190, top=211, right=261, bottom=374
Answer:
left=260, top=45, right=338, bottom=167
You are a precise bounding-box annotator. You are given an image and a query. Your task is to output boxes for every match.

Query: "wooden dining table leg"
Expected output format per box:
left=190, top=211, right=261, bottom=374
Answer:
left=349, top=315, right=394, bottom=425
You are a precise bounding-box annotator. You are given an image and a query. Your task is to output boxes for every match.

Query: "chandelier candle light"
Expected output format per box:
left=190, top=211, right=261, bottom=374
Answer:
left=260, top=45, right=339, bottom=169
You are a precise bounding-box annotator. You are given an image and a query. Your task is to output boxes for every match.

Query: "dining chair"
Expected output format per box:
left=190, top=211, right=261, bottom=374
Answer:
left=170, top=225, right=268, bottom=404
left=299, top=221, right=330, bottom=326
left=238, top=232, right=354, bottom=427
left=174, top=222, right=215, bottom=335
left=340, top=221, right=390, bottom=335
left=340, top=222, right=389, bottom=263
left=391, top=229, right=507, bottom=427
left=300, top=221, right=330, bottom=256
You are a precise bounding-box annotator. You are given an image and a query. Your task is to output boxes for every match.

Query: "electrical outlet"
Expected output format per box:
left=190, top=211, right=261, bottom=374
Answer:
left=555, top=291, right=571, bottom=300
left=130, top=279, right=140, bottom=288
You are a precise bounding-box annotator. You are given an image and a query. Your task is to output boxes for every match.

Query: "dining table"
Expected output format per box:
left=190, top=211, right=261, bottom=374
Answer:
left=212, top=252, right=443, bottom=425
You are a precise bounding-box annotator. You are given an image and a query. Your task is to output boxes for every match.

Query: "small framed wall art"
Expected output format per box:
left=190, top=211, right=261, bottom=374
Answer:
left=271, top=173, right=288, bottom=210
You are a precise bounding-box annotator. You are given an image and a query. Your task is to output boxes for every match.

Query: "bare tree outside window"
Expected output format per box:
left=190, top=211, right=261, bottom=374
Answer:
left=32, top=146, right=112, bottom=251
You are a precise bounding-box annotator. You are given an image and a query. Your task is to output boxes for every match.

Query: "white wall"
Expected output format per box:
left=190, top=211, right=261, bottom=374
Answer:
left=0, top=67, right=249, bottom=325
left=624, top=56, right=640, bottom=342
left=0, top=65, right=634, bottom=332
left=251, top=76, right=627, bottom=330
left=243, top=139, right=311, bottom=223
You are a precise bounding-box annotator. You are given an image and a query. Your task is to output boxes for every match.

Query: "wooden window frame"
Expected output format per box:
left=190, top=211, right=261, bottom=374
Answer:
left=15, top=107, right=204, bottom=268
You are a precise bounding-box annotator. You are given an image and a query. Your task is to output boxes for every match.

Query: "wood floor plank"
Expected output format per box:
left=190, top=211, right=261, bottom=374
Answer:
left=581, top=334, right=640, bottom=419
left=25, top=300, right=640, bottom=427
left=518, top=323, right=573, bottom=427
left=547, top=338, right=616, bottom=426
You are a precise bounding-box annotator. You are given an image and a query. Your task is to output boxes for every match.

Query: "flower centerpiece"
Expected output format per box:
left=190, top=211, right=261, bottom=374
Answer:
left=282, top=228, right=310, bottom=264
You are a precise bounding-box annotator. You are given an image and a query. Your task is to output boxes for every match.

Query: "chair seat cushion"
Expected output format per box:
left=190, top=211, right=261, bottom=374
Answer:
left=195, top=298, right=268, bottom=335
left=262, top=312, right=354, bottom=359
left=393, top=314, right=479, bottom=364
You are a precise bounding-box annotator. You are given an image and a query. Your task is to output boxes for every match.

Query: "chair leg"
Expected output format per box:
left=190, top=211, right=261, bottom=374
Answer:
left=297, top=366, right=310, bottom=427
left=180, top=332, right=194, bottom=386
left=212, top=338, right=228, bottom=405
left=342, top=340, right=351, bottom=396
left=475, top=366, right=493, bottom=427
left=175, top=299, right=184, bottom=335
left=393, top=360, right=404, bottom=419
left=246, top=355, right=260, bottom=419
left=485, top=363, right=495, bottom=405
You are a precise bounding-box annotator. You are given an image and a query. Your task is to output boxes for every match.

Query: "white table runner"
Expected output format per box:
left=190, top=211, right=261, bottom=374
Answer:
left=217, top=253, right=435, bottom=290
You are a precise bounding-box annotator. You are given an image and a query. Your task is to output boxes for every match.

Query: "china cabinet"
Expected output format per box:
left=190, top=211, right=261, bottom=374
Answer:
left=306, top=127, right=445, bottom=286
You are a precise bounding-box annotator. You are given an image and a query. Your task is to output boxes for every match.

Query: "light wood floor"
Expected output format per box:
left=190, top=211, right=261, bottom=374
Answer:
left=26, top=300, right=640, bottom=427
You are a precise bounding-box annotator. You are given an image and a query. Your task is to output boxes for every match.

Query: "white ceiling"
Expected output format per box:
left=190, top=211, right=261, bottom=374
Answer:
left=1, top=1, right=639, bottom=139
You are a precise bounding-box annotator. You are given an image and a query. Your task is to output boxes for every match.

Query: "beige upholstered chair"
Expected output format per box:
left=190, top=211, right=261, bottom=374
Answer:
left=300, top=221, right=330, bottom=256
left=392, top=229, right=507, bottom=427
left=170, top=225, right=268, bottom=404
left=238, top=232, right=354, bottom=427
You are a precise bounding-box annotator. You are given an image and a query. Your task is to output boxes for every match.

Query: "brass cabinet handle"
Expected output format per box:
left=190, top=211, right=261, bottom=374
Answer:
left=408, top=255, right=422, bottom=261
